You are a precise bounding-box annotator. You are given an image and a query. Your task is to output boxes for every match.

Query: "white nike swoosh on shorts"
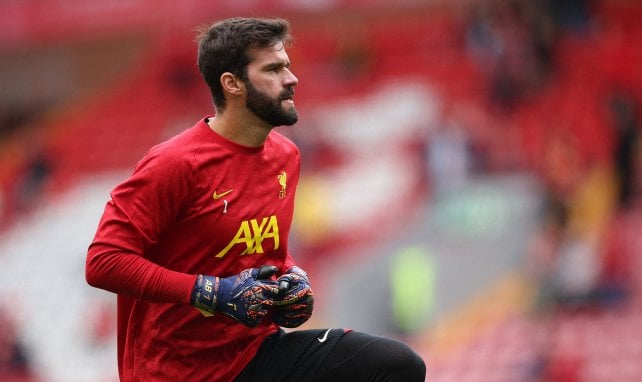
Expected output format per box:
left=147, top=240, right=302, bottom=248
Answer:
left=317, top=329, right=332, bottom=343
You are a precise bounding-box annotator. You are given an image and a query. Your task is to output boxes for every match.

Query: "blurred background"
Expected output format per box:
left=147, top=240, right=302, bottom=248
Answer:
left=1, top=0, right=641, bottom=381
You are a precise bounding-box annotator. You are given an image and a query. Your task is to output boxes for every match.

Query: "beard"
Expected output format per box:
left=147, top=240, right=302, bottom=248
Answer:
left=245, top=81, right=298, bottom=127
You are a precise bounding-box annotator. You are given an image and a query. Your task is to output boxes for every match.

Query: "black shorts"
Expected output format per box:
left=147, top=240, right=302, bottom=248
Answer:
left=235, top=328, right=426, bottom=382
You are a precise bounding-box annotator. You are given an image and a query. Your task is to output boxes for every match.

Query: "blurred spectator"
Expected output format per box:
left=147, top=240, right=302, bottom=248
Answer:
left=465, top=0, right=557, bottom=112
left=547, top=0, right=595, bottom=34
left=334, top=23, right=373, bottom=81
left=0, top=145, right=53, bottom=231
left=527, top=121, right=621, bottom=311
left=389, top=246, right=436, bottom=335
left=10, top=149, right=53, bottom=214
left=160, top=35, right=201, bottom=100
left=606, top=88, right=640, bottom=210
left=525, top=193, right=568, bottom=313
left=552, top=230, right=602, bottom=308
left=595, top=93, right=642, bottom=305
left=0, top=308, right=36, bottom=382
left=597, top=208, right=636, bottom=307
left=425, top=111, right=471, bottom=198
left=535, top=165, right=618, bottom=310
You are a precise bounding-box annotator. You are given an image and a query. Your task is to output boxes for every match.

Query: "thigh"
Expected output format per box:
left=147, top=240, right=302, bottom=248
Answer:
left=314, top=331, right=426, bottom=382
left=236, top=329, right=425, bottom=382
left=235, top=328, right=348, bottom=382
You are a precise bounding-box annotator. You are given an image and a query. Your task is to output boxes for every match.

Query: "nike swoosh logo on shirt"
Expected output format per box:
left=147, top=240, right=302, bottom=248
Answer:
left=317, top=329, right=331, bottom=343
left=212, top=189, right=233, bottom=200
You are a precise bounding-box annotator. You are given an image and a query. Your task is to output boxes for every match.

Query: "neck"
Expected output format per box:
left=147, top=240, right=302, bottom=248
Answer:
left=207, top=109, right=272, bottom=147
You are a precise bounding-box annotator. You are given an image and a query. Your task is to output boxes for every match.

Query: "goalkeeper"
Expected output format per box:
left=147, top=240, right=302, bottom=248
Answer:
left=86, top=17, right=425, bottom=381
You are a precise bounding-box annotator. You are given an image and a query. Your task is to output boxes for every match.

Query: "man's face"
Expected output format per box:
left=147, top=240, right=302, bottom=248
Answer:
left=244, top=42, right=299, bottom=127
left=245, top=78, right=298, bottom=127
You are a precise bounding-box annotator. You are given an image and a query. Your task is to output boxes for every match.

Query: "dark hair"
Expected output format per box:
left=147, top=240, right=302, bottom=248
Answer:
left=196, top=17, right=292, bottom=110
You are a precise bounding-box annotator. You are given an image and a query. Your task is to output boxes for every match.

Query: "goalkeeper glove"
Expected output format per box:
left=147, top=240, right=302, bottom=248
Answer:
left=191, top=265, right=280, bottom=327
left=272, top=293, right=314, bottom=328
left=272, top=266, right=314, bottom=328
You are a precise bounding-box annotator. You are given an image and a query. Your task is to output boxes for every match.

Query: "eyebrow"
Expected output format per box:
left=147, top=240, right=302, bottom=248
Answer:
left=263, top=61, right=290, bottom=71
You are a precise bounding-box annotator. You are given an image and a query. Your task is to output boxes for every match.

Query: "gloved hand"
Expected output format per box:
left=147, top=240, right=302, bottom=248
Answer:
left=272, top=293, right=314, bottom=328
left=272, top=266, right=314, bottom=328
left=191, top=265, right=280, bottom=327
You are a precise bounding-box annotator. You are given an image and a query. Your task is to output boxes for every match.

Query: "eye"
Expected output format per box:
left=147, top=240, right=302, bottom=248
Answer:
left=264, top=65, right=280, bottom=74
left=267, top=63, right=291, bottom=73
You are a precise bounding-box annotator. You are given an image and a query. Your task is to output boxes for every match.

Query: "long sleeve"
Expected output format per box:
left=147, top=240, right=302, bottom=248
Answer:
left=86, top=143, right=197, bottom=304
left=86, top=199, right=196, bottom=304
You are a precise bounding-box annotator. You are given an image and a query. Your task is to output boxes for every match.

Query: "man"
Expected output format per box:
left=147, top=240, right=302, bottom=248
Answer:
left=86, top=17, right=426, bottom=381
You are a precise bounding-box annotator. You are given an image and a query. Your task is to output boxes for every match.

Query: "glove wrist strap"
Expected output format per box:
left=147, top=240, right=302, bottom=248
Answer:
left=191, top=274, right=219, bottom=317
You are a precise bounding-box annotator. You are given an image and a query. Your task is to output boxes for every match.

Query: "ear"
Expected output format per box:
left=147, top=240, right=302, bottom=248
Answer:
left=220, top=72, right=244, bottom=96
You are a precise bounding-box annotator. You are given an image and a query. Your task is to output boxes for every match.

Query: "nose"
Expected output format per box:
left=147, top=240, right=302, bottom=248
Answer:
left=284, top=68, right=298, bottom=87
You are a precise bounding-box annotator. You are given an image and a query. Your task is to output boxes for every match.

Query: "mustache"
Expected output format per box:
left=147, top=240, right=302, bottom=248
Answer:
left=280, top=88, right=295, bottom=99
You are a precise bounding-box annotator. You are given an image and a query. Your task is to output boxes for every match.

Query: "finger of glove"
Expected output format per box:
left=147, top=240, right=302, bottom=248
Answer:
left=254, top=265, right=279, bottom=280
left=272, top=285, right=312, bottom=306
left=233, top=275, right=279, bottom=296
left=273, top=317, right=307, bottom=328
left=276, top=274, right=295, bottom=294
left=241, top=283, right=281, bottom=306
left=288, top=266, right=309, bottom=279
left=276, top=294, right=314, bottom=312
left=276, top=273, right=309, bottom=295
left=273, top=308, right=312, bottom=328
left=278, top=279, right=290, bottom=294
left=276, top=272, right=307, bottom=285
left=248, top=303, right=269, bottom=319
left=258, top=281, right=280, bottom=296
left=279, top=303, right=313, bottom=315
left=277, top=302, right=314, bottom=314
left=219, top=272, right=278, bottom=319
left=236, top=305, right=268, bottom=327
left=281, top=306, right=312, bottom=320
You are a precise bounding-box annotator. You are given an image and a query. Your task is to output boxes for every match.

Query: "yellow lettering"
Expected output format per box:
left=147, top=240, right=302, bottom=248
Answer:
left=215, top=220, right=252, bottom=257
left=261, top=215, right=280, bottom=251
left=249, top=217, right=269, bottom=254
left=215, top=216, right=280, bottom=258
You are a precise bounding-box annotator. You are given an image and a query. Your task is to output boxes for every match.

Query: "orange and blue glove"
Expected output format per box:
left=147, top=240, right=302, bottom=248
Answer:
left=191, top=265, right=280, bottom=327
left=272, top=266, right=314, bottom=328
